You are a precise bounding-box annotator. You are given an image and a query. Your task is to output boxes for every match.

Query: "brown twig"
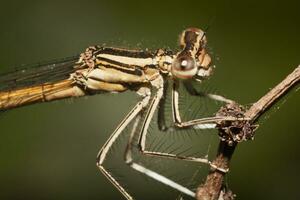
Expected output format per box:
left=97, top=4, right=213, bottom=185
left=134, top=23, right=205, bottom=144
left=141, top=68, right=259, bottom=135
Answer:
left=196, top=65, right=300, bottom=200
left=245, top=65, right=300, bottom=121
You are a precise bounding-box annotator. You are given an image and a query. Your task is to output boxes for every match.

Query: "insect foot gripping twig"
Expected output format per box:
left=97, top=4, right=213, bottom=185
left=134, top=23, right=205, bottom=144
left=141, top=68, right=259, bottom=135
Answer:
left=216, top=102, right=257, bottom=146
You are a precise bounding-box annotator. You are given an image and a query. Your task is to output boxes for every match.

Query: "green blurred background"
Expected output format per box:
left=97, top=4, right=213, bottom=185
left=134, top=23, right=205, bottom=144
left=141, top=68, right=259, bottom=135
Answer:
left=0, top=0, right=299, bottom=199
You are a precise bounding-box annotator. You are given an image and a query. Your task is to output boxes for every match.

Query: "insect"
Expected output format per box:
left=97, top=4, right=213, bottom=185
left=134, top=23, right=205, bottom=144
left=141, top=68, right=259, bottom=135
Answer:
left=0, top=28, right=240, bottom=199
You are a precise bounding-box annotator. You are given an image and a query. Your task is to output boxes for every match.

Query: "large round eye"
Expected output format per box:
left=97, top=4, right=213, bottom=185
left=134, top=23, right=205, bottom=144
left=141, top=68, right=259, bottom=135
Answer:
left=171, top=56, right=198, bottom=79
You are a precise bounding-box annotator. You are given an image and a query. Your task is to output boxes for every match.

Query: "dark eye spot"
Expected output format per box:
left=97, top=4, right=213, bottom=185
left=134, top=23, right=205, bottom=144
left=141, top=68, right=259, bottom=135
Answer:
left=172, top=56, right=196, bottom=71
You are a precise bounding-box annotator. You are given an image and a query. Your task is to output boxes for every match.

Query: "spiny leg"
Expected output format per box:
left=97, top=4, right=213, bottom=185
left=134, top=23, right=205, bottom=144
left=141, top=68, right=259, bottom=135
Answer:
left=124, top=85, right=196, bottom=198
left=141, top=80, right=243, bottom=175
left=156, top=80, right=232, bottom=131
left=172, top=80, right=249, bottom=129
left=155, top=80, right=248, bottom=172
left=138, top=82, right=216, bottom=168
left=96, top=91, right=150, bottom=200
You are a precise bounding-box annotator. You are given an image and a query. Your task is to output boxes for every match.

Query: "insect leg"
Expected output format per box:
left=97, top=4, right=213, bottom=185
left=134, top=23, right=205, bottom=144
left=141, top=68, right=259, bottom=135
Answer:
left=96, top=91, right=150, bottom=200
left=172, top=80, right=249, bottom=129
left=124, top=85, right=196, bottom=197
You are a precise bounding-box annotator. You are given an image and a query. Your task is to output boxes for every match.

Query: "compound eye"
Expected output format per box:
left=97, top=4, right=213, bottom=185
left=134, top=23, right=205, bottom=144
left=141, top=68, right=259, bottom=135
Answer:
left=173, top=56, right=196, bottom=71
left=171, top=56, right=197, bottom=79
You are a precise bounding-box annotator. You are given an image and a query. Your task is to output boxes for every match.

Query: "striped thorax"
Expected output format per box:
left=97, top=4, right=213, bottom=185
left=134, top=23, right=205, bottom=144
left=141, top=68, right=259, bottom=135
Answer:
left=73, top=28, right=213, bottom=93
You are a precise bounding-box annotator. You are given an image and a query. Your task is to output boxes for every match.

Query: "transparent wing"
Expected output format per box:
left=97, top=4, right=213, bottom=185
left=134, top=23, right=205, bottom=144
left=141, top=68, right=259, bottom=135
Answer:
left=0, top=55, right=80, bottom=92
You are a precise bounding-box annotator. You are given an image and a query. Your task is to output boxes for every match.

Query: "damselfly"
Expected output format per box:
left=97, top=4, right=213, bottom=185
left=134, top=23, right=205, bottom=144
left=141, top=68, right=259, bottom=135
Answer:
left=0, top=28, right=242, bottom=199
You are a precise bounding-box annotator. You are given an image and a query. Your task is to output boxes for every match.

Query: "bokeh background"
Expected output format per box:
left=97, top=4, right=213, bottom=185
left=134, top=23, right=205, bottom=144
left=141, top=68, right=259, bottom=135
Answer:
left=0, top=0, right=299, bottom=199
